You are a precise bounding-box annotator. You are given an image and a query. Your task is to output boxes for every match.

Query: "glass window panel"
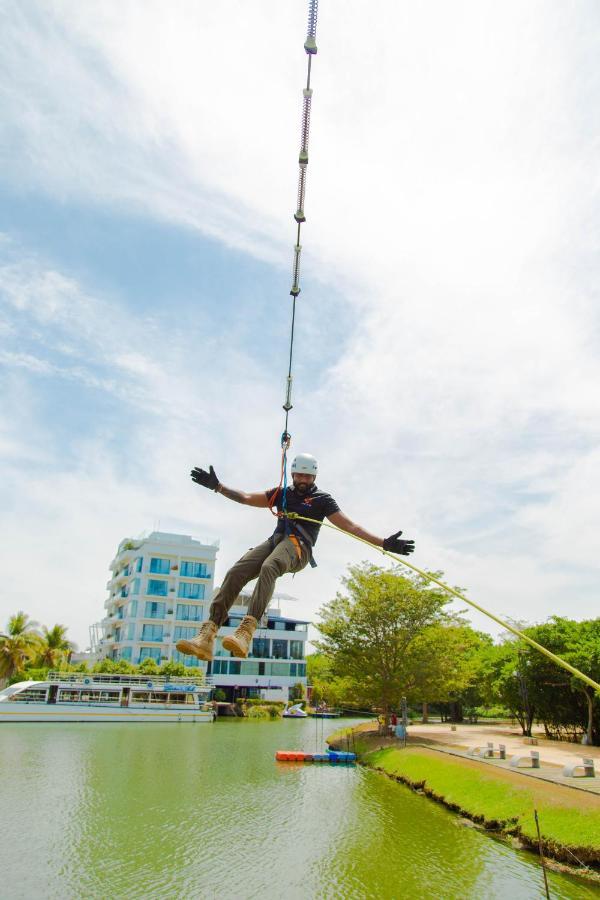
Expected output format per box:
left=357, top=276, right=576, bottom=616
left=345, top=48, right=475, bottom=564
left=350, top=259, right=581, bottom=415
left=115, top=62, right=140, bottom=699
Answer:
left=178, top=582, right=205, bottom=600
left=271, top=662, right=292, bottom=676
left=252, top=638, right=270, bottom=658
left=272, top=639, right=288, bottom=659
left=141, top=624, right=163, bottom=641
left=180, top=561, right=209, bottom=578
left=147, top=580, right=168, bottom=598
left=290, top=640, right=304, bottom=660
left=174, top=626, right=197, bottom=640
left=144, top=601, right=166, bottom=618
left=150, top=558, right=171, bottom=574
left=175, top=603, right=203, bottom=622
left=120, top=647, right=132, bottom=661
left=241, top=661, right=259, bottom=675
left=138, top=647, right=161, bottom=663
left=130, top=578, right=140, bottom=596
left=228, top=660, right=241, bottom=675
left=135, top=556, right=143, bottom=573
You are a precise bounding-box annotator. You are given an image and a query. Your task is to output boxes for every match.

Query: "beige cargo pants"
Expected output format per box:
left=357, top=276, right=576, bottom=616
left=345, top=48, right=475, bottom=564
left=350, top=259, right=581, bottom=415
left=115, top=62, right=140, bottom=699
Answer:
left=208, top=533, right=310, bottom=626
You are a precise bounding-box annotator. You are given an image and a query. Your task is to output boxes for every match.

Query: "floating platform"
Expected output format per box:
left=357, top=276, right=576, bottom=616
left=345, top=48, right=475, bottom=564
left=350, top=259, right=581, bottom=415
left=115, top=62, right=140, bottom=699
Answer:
left=275, top=750, right=356, bottom=763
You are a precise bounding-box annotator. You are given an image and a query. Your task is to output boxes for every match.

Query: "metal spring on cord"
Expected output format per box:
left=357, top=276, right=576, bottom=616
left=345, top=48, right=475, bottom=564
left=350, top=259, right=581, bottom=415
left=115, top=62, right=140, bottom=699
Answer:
left=306, top=0, right=318, bottom=44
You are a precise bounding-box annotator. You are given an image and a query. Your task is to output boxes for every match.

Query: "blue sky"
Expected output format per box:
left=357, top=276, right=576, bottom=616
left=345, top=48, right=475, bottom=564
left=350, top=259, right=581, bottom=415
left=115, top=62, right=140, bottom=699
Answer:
left=1, top=0, right=600, bottom=648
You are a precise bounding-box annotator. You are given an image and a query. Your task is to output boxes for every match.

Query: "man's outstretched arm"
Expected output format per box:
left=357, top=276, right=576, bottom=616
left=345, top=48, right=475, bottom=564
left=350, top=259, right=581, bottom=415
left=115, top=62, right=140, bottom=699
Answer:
left=190, top=466, right=270, bottom=508
left=327, top=510, right=415, bottom=555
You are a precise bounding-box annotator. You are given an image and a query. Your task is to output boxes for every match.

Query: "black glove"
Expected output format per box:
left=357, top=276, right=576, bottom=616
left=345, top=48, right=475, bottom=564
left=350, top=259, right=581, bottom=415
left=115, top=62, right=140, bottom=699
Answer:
left=190, top=465, right=220, bottom=491
left=383, top=530, right=415, bottom=555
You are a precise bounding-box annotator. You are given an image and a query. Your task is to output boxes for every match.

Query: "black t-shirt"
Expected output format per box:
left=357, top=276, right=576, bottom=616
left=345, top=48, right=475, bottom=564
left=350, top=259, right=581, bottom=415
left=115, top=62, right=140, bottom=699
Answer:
left=266, top=484, right=340, bottom=546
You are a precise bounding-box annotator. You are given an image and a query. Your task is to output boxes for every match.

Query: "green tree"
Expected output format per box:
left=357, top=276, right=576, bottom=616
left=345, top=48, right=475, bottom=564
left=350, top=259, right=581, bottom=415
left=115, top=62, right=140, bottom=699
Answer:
left=520, top=618, right=600, bottom=745
left=35, top=624, right=75, bottom=669
left=407, top=623, right=488, bottom=722
left=0, top=612, right=41, bottom=683
left=314, top=563, right=450, bottom=724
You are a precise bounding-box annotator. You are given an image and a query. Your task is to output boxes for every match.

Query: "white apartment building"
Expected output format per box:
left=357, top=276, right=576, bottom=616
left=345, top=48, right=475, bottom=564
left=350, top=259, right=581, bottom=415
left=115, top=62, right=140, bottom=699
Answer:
left=93, top=531, right=308, bottom=701
left=96, top=531, right=218, bottom=668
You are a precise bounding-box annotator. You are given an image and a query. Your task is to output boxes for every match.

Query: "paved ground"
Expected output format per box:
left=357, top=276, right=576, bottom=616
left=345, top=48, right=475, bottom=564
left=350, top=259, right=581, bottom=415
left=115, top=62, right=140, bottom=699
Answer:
left=404, top=722, right=600, bottom=796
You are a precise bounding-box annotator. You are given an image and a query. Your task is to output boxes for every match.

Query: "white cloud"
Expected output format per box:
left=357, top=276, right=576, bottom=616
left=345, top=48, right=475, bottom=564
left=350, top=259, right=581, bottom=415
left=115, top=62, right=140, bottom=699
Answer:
left=1, top=1, right=600, bottom=644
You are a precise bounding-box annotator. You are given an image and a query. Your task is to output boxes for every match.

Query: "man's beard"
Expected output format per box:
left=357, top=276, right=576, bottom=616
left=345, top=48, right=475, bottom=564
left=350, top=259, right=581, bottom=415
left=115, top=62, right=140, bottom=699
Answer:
left=294, top=481, right=310, bottom=495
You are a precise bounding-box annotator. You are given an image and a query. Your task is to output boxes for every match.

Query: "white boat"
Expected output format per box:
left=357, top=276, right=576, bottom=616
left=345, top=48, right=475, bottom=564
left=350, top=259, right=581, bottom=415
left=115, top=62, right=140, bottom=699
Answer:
left=0, top=671, right=215, bottom=723
left=282, top=702, right=308, bottom=718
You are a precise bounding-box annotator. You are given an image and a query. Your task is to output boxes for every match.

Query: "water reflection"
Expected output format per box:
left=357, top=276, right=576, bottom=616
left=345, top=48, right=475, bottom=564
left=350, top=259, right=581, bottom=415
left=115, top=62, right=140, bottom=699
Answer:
left=0, top=720, right=595, bottom=899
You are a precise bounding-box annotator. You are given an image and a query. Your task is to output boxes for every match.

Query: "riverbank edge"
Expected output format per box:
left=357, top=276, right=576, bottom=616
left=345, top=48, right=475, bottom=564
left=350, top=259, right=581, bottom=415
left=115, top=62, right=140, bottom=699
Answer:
left=328, top=730, right=600, bottom=884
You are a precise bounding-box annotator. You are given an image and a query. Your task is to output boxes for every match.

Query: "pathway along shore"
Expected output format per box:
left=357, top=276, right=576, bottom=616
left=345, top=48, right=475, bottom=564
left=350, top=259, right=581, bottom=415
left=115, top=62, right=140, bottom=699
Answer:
left=328, top=722, right=600, bottom=882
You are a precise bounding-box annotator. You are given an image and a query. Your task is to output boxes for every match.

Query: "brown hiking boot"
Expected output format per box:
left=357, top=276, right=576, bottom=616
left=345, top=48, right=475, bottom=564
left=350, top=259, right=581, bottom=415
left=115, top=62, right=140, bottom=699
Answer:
left=222, top=615, right=258, bottom=659
left=176, top=620, right=218, bottom=661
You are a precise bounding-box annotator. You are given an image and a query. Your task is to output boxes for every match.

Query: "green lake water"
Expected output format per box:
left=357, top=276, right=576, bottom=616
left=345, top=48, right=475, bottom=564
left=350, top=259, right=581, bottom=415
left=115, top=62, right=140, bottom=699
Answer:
left=0, top=718, right=596, bottom=899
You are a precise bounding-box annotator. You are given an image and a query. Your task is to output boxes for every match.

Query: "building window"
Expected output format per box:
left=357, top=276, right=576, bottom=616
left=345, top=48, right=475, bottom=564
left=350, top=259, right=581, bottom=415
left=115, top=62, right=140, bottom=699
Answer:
left=180, top=561, right=209, bottom=578
left=120, top=647, right=132, bottom=661
left=258, top=662, right=265, bottom=676
left=135, top=557, right=143, bottom=573
left=172, top=650, right=199, bottom=667
left=138, top=647, right=161, bottom=663
left=141, top=624, right=163, bottom=642
left=122, top=565, right=130, bottom=577
left=241, top=661, right=259, bottom=675
left=147, top=580, right=168, bottom=597
left=297, top=664, right=306, bottom=677
left=127, top=623, right=136, bottom=640
left=145, top=601, right=166, bottom=619
left=252, top=638, right=270, bottom=658
left=229, top=660, right=241, bottom=675
left=290, top=663, right=297, bottom=676
left=150, top=558, right=170, bottom=575
left=114, top=627, right=121, bottom=642
left=290, top=640, right=304, bottom=660
left=212, top=659, right=228, bottom=674
left=178, top=582, right=205, bottom=600
left=270, top=620, right=286, bottom=631
left=130, top=578, right=140, bottom=596
left=127, top=600, right=138, bottom=618
left=272, top=639, right=288, bottom=659
left=174, top=626, right=197, bottom=641
left=176, top=603, right=203, bottom=622
left=227, top=616, right=243, bottom=628
left=276, top=662, right=294, bottom=676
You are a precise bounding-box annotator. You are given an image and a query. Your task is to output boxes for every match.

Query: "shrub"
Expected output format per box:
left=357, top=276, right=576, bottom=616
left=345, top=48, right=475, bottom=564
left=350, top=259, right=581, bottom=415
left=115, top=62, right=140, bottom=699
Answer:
left=247, top=706, right=270, bottom=719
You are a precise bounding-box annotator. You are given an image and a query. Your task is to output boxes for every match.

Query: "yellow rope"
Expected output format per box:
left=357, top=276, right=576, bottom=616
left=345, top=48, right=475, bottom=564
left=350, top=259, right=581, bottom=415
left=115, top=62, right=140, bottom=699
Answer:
left=284, top=512, right=600, bottom=693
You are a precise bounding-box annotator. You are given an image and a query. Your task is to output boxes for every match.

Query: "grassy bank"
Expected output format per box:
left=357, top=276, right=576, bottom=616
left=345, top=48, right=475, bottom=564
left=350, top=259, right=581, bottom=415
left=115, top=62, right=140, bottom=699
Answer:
left=329, top=729, right=600, bottom=874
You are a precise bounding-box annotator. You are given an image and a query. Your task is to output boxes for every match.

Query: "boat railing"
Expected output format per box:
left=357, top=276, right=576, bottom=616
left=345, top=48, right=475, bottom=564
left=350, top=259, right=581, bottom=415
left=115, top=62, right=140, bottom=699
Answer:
left=47, top=671, right=213, bottom=688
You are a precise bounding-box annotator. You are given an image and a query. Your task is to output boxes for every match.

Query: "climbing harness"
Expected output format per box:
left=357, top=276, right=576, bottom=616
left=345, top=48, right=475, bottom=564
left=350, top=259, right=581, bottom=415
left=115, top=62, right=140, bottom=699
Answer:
left=282, top=511, right=600, bottom=694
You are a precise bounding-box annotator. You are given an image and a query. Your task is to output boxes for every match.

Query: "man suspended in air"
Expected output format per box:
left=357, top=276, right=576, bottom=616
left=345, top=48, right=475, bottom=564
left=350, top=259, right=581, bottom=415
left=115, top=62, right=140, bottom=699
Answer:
left=176, top=454, right=415, bottom=661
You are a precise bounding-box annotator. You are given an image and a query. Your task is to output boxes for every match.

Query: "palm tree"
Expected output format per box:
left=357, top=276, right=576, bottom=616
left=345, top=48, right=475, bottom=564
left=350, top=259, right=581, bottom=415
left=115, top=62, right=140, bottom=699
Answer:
left=0, top=612, right=41, bottom=683
left=36, top=624, right=75, bottom=669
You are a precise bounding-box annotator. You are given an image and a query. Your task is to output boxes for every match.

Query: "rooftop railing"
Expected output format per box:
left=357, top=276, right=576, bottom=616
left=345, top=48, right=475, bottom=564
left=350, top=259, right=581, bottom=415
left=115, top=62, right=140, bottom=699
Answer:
left=47, top=671, right=211, bottom=688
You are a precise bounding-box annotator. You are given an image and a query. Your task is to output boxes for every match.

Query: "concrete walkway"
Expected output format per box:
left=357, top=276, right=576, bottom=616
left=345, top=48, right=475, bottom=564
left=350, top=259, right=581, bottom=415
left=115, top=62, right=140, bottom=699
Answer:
left=405, top=723, right=600, bottom=796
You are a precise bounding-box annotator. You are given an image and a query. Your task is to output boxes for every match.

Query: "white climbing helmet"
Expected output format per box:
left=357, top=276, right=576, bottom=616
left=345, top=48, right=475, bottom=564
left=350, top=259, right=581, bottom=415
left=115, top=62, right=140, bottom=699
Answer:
left=291, top=452, right=318, bottom=477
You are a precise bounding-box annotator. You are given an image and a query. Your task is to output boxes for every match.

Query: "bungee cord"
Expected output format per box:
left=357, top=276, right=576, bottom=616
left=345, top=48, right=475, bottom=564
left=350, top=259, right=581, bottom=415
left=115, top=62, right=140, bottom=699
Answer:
left=281, top=512, right=600, bottom=694
left=280, top=0, right=318, bottom=443
left=268, top=4, right=598, bottom=696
